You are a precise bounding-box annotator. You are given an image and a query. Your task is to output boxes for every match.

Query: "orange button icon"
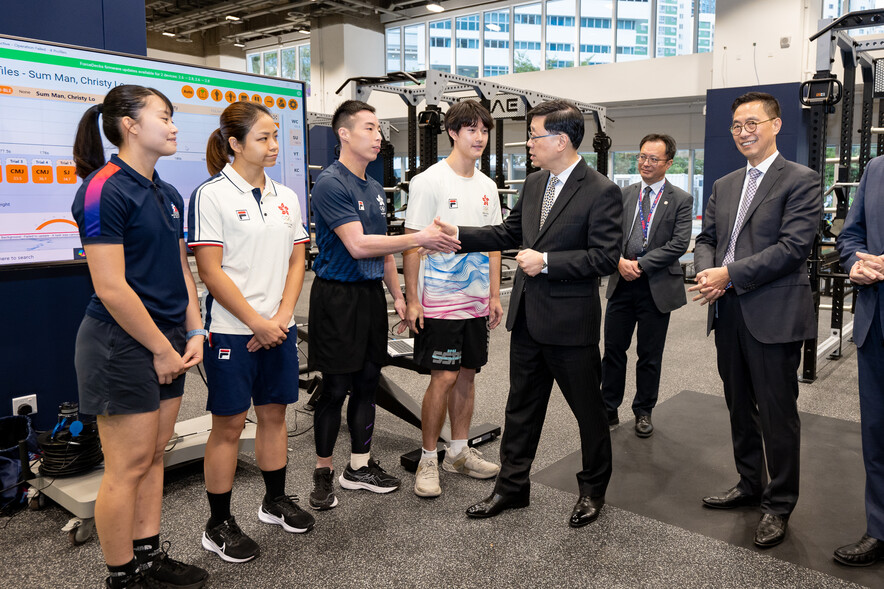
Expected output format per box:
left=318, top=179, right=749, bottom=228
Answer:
left=5, top=165, right=27, bottom=183
left=32, top=165, right=53, bottom=184
left=251, top=94, right=262, bottom=103
left=182, top=85, right=194, bottom=99
left=238, top=92, right=249, bottom=102
left=263, top=95, right=274, bottom=107
left=225, top=90, right=236, bottom=103
left=211, top=89, right=223, bottom=102
left=288, top=98, right=298, bottom=110
left=196, top=87, right=209, bottom=100
left=276, top=97, right=286, bottom=109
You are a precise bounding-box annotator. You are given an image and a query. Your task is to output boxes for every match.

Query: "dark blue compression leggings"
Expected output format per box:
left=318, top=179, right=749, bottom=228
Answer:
left=314, top=360, right=381, bottom=458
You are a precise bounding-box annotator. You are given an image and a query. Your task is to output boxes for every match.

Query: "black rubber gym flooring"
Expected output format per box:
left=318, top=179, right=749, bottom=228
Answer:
left=533, top=390, right=877, bottom=586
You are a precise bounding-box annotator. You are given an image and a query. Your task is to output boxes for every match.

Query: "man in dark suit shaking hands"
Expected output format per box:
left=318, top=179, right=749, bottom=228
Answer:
left=602, top=134, right=693, bottom=437
left=434, top=100, right=622, bottom=527
left=690, top=92, right=821, bottom=548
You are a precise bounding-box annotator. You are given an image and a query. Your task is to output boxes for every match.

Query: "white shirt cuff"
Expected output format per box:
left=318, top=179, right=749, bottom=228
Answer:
left=541, top=251, right=548, bottom=274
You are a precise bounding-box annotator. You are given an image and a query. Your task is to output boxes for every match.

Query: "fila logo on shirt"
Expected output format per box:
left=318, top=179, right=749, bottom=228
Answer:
left=236, top=209, right=250, bottom=221
left=448, top=198, right=458, bottom=209
left=218, top=348, right=231, bottom=360
left=358, top=201, right=365, bottom=211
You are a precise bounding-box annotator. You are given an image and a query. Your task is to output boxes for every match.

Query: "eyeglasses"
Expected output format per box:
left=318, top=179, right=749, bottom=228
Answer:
left=527, top=132, right=560, bottom=141
left=729, top=118, right=776, bottom=135
left=636, top=154, right=670, bottom=165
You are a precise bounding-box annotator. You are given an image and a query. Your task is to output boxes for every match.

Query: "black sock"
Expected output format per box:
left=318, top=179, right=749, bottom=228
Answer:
left=133, top=534, right=160, bottom=570
left=261, top=464, right=287, bottom=502
left=106, top=558, right=139, bottom=588
left=206, top=489, right=232, bottom=529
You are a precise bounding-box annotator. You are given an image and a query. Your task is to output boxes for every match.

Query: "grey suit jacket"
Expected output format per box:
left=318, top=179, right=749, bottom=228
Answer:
left=458, top=158, right=623, bottom=347
left=605, top=180, right=693, bottom=313
left=837, top=155, right=884, bottom=348
left=694, top=154, right=821, bottom=344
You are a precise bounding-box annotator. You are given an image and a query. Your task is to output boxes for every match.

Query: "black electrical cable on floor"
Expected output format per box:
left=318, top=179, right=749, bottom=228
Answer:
left=37, top=425, right=103, bottom=478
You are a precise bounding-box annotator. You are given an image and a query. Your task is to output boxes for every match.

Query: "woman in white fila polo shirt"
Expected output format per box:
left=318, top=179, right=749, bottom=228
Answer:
left=188, top=101, right=312, bottom=563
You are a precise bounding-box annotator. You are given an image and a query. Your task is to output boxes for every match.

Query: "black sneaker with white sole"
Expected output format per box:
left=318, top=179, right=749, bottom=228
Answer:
left=258, top=495, right=315, bottom=533
left=339, top=458, right=401, bottom=493
left=201, top=517, right=259, bottom=563
left=309, top=467, right=338, bottom=510
left=140, top=541, right=208, bottom=588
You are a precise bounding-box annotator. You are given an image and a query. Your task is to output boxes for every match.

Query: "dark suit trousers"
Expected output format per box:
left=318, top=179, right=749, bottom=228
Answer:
left=495, top=305, right=612, bottom=498
left=714, top=290, right=801, bottom=516
left=601, top=274, right=671, bottom=417
left=857, top=300, right=884, bottom=540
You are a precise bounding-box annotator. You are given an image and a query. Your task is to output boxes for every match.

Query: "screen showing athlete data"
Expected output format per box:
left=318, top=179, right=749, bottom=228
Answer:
left=0, top=35, right=308, bottom=268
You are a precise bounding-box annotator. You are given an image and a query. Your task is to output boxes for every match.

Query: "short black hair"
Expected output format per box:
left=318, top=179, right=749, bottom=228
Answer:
left=444, top=100, right=494, bottom=146
left=331, top=100, right=376, bottom=143
left=526, top=100, right=584, bottom=150
left=639, top=133, right=677, bottom=161
left=731, top=91, right=781, bottom=119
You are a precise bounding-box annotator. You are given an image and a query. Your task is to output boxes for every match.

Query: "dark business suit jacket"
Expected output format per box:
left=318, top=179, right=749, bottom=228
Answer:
left=838, top=155, right=884, bottom=347
left=605, top=180, right=693, bottom=313
left=694, top=154, right=820, bottom=343
left=459, top=158, right=623, bottom=344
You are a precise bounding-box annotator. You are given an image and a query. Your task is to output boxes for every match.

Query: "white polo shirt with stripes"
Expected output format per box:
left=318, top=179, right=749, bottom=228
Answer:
left=188, top=163, right=310, bottom=335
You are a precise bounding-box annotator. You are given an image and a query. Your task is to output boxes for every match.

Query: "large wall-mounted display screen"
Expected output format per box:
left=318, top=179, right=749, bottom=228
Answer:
left=0, top=35, right=308, bottom=268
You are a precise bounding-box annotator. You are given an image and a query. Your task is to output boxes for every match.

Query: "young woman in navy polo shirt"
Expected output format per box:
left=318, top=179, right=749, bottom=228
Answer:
left=71, top=86, right=208, bottom=589
left=188, top=101, right=312, bottom=563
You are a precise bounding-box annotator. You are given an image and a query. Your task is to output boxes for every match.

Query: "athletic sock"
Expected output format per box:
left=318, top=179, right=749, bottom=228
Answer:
left=449, top=439, right=468, bottom=456
left=133, top=534, right=160, bottom=571
left=350, top=452, right=370, bottom=470
left=261, top=464, right=287, bottom=502
left=106, top=558, right=140, bottom=588
left=206, top=489, right=232, bottom=529
left=421, top=448, right=438, bottom=461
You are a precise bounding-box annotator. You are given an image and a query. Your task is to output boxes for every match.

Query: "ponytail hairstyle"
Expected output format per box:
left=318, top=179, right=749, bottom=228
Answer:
left=206, top=101, right=273, bottom=175
left=73, top=85, right=174, bottom=179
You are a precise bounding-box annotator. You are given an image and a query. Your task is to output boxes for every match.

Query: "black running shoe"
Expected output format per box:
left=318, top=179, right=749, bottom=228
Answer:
left=339, top=458, right=401, bottom=493
left=140, top=541, right=208, bottom=588
left=201, top=517, right=259, bottom=563
left=259, top=494, right=315, bottom=533
left=309, top=467, right=338, bottom=510
left=105, top=572, right=160, bottom=588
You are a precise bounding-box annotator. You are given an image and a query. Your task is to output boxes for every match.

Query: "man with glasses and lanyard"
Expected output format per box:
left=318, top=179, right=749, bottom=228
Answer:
left=601, top=134, right=693, bottom=438
left=690, top=92, right=821, bottom=548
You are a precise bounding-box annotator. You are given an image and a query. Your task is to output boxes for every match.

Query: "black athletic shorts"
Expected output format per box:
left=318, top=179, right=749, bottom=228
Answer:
left=413, top=316, right=489, bottom=372
left=308, top=277, right=388, bottom=374
left=75, top=315, right=187, bottom=416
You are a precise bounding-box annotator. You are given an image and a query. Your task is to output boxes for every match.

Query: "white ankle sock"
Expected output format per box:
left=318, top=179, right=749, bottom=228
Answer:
left=350, top=452, right=370, bottom=470
left=449, top=439, right=468, bottom=456
left=421, top=448, right=438, bottom=461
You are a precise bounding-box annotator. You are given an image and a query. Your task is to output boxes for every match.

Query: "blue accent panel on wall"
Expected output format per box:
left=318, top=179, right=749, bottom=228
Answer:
left=703, top=83, right=806, bottom=212
left=0, top=0, right=146, bottom=55
left=0, top=265, right=94, bottom=430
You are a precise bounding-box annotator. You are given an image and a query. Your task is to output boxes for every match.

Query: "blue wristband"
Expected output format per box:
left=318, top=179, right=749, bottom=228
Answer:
left=186, top=329, right=208, bottom=340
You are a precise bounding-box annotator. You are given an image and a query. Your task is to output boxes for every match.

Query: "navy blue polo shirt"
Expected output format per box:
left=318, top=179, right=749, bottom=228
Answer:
left=71, top=154, right=188, bottom=327
left=311, top=160, right=387, bottom=281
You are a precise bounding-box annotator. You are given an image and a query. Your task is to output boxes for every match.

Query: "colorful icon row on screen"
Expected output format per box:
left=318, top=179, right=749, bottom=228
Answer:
left=2, top=159, right=76, bottom=184
left=180, top=85, right=298, bottom=110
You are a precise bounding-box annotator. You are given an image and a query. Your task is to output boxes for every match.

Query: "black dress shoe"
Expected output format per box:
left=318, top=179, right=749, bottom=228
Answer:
left=569, top=495, right=604, bottom=528
left=754, top=513, right=788, bottom=547
left=702, top=485, right=761, bottom=509
left=608, top=413, right=619, bottom=426
left=465, top=492, right=529, bottom=519
left=635, top=415, right=653, bottom=438
left=834, top=534, right=884, bottom=567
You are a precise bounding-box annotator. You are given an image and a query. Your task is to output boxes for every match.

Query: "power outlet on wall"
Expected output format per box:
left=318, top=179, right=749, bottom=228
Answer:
left=12, top=394, right=37, bottom=415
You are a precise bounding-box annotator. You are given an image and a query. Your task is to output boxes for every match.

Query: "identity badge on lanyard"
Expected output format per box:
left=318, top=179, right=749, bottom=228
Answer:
left=638, top=185, right=665, bottom=248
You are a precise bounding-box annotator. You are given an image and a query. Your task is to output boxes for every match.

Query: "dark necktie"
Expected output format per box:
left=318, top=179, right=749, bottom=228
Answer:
left=723, top=168, right=762, bottom=266
left=625, top=185, right=652, bottom=260
left=539, top=175, right=559, bottom=228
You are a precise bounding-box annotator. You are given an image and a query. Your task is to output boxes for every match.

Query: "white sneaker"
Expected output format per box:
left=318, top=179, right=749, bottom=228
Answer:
left=414, top=458, right=441, bottom=497
left=442, top=446, right=500, bottom=480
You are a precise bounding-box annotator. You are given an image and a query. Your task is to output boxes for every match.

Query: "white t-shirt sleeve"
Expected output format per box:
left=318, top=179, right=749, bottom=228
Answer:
left=489, top=182, right=503, bottom=225
left=404, top=171, right=439, bottom=231
left=189, top=186, right=224, bottom=247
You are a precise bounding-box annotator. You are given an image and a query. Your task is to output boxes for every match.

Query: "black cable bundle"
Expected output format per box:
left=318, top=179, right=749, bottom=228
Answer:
left=37, top=423, right=103, bottom=477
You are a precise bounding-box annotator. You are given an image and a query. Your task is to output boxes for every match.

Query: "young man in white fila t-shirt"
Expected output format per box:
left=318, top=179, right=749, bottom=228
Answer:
left=402, top=100, right=504, bottom=497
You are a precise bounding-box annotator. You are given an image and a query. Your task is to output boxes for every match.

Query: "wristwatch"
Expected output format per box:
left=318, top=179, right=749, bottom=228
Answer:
left=541, top=254, right=548, bottom=271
